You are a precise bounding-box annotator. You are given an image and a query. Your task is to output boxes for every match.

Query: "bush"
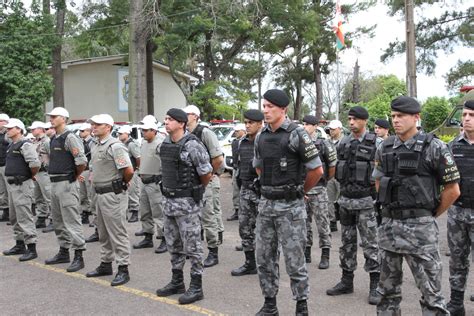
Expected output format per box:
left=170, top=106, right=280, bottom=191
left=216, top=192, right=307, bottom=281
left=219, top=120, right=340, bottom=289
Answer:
left=421, top=97, right=452, bottom=132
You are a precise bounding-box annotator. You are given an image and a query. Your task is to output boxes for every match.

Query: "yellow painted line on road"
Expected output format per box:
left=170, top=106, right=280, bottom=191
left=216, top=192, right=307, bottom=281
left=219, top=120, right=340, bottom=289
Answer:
left=1, top=254, right=226, bottom=316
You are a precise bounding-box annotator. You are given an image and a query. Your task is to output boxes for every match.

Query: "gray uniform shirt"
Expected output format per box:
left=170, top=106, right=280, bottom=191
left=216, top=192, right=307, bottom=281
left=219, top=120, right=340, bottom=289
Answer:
left=139, top=133, right=165, bottom=176
left=307, top=133, right=337, bottom=195
left=34, top=134, right=50, bottom=168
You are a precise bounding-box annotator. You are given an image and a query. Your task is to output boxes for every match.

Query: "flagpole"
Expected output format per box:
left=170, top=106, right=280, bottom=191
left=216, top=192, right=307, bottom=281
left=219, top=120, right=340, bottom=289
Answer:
left=336, top=50, right=340, bottom=121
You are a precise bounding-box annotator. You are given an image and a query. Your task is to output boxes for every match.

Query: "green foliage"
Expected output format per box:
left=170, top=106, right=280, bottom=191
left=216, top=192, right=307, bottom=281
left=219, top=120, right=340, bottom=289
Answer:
left=438, top=133, right=457, bottom=144
left=0, top=2, right=55, bottom=125
left=445, top=60, right=474, bottom=91
left=421, top=96, right=452, bottom=132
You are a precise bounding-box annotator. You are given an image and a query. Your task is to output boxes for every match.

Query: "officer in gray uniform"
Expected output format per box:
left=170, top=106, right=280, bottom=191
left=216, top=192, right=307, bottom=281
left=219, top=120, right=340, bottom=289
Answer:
left=45, top=107, right=88, bottom=273
left=0, top=113, right=11, bottom=222
left=86, top=114, right=134, bottom=287
left=41, top=121, right=56, bottom=233
left=78, top=123, right=94, bottom=225
left=156, top=108, right=212, bottom=305
left=228, top=124, right=246, bottom=222
left=327, top=106, right=381, bottom=305
left=446, top=100, right=474, bottom=315
left=183, top=105, right=224, bottom=268
left=29, top=121, right=51, bottom=229
left=231, top=110, right=263, bottom=277
left=302, top=115, right=336, bottom=270
left=133, top=118, right=167, bottom=254
left=254, top=89, right=323, bottom=316
left=118, top=125, right=141, bottom=223
left=374, top=96, right=461, bottom=315
left=327, top=119, right=344, bottom=232
left=2, top=119, right=40, bottom=261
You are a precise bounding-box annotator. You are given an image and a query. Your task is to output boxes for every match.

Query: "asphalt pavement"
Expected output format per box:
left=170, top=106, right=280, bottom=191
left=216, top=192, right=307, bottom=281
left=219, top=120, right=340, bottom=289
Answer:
left=0, top=173, right=472, bottom=315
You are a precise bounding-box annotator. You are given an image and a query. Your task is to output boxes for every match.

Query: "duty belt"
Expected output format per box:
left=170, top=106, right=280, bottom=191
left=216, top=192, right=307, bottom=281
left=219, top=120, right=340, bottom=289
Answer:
left=6, top=176, right=30, bottom=185
left=381, top=209, right=433, bottom=220
left=260, top=185, right=304, bottom=201
left=50, top=174, right=75, bottom=183
left=95, top=185, right=120, bottom=195
left=141, top=175, right=162, bottom=185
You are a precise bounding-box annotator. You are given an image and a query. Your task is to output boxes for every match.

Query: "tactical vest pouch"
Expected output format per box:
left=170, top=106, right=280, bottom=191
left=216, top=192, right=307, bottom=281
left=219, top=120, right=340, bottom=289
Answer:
left=355, top=144, right=374, bottom=161
left=397, top=152, right=419, bottom=175
left=336, top=161, right=347, bottom=181
left=382, top=152, right=395, bottom=174
left=377, top=176, right=392, bottom=205
left=355, top=161, right=368, bottom=183
left=112, top=179, right=125, bottom=194
left=192, top=185, right=205, bottom=203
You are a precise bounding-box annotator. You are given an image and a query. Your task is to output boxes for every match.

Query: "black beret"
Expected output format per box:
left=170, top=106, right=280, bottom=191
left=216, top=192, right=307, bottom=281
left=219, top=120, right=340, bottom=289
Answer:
left=263, top=89, right=290, bottom=107
left=375, top=119, right=390, bottom=129
left=348, top=106, right=369, bottom=120
left=391, top=96, right=421, bottom=114
left=464, top=100, right=474, bottom=110
left=244, top=109, right=264, bottom=121
left=166, top=108, right=188, bottom=123
left=302, top=115, right=318, bottom=125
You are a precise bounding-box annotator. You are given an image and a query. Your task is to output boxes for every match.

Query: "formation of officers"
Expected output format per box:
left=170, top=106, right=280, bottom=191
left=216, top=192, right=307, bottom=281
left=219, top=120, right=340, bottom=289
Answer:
left=0, top=90, right=472, bottom=315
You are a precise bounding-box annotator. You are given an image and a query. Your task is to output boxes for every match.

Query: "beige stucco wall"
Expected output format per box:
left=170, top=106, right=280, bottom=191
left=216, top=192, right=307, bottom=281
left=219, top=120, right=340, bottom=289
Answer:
left=45, top=58, right=188, bottom=123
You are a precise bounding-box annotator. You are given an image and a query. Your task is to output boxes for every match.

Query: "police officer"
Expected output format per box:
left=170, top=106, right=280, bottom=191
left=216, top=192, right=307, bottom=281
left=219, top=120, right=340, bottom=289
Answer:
left=118, top=125, right=141, bottom=223
left=228, top=124, right=246, bottom=222
left=327, top=106, right=381, bottom=305
left=86, top=114, right=134, bottom=286
left=41, top=121, right=56, bottom=233
left=374, top=119, right=390, bottom=140
left=133, top=118, right=167, bottom=254
left=45, top=107, right=88, bottom=273
left=302, top=115, right=336, bottom=270
left=78, top=123, right=94, bottom=225
left=29, top=121, right=52, bottom=229
left=446, top=100, right=474, bottom=315
left=374, top=96, right=461, bottom=315
left=183, top=105, right=224, bottom=267
left=254, top=89, right=322, bottom=315
left=327, top=119, right=344, bottom=232
left=156, top=108, right=212, bottom=305
left=2, top=119, right=41, bottom=261
left=0, top=113, right=11, bottom=222
left=231, top=110, right=263, bottom=277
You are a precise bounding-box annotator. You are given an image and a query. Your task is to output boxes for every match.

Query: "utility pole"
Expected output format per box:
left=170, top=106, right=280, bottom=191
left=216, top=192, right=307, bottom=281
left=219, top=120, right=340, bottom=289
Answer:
left=405, top=0, right=417, bottom=97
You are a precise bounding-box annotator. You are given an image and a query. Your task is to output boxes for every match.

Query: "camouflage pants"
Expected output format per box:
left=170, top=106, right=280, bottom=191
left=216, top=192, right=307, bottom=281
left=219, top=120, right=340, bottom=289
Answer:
left=377, top=249, right=448, bottom=315
left=239, top=187, right=259, bottom=252
left=256, top=211, right=308, bottom=300
left=447, top=212, right=473, bottom=291
left=339, top=206, right=379, bottom=272
left=326, top=178, right=339, bottom=222
left=164, top=212, right=204, bottom=276
left=306, top=187, right=331, bottom=249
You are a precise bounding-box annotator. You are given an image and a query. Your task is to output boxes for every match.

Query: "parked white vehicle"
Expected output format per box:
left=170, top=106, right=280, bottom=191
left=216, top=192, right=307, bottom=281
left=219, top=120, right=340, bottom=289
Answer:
left=210, top=125, right=238, bottom=172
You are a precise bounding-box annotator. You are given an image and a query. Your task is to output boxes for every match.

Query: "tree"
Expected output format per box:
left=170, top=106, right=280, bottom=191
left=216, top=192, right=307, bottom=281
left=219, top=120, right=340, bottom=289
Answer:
left=0, top=2, right=55, bottom=124
left=51, top=0, right=66, bottom=108
left=421, top=96, right=452, bottom=132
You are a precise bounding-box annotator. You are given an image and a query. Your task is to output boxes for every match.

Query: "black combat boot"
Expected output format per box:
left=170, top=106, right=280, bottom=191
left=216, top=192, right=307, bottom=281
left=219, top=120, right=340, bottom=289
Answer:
left=295, top=300, right=308, bottom=316
left=203, top=247, right=218, bottom=268
left=155, top=237, right=167, bottom=254
left=319, top=248, right=330, bottom=270
left=447, top=289, right=465, bottom=316
left=368, top=272, right=381, bottom=305
left=218, top=231, right=223, bottom=245
left=111, top=265, right=130, bottom=286
left=326, top=270, right=354, bottom=296
left=35, top=216, right=47, bottom=228
left=330, top=221, right=338, bottom=232
left=19, top=243, right=38, bottom=262
left=305, top=247, right=311, bottom=263
left=227, top=209, right=239, bottom=221
left=128, top=210, right=138, bottom=223
left=45, top=247, right=70, bottom=265
left=133, top=233, right=154, bottom=249
left=3, top=240, right=26, bottom=255
left=86, top=262, right=113, bottom=277
left=135, top=229, right=145, bottom=237
left=156, top=269, right=186, bottom=297
left=256, top=297, right=278, bottom=316
left=67, top=250, right=85, bottom=272
left=85, top=228, right=99, bottom=243
left=0, top=208, right=9, bottom=222
left=81, top=212, right=90, bottom=224
left=231, top=251, right=257, bottom=276
left=178, top=274, right=204, bottom=304
left=42, top=219, right=54, bottom=233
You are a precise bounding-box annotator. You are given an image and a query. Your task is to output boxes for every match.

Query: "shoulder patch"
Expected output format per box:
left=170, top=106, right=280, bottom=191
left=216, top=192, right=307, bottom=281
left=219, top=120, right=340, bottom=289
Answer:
left=443, top=151, right=455, bottom=166
left=302, top=133, right=312, bottom=144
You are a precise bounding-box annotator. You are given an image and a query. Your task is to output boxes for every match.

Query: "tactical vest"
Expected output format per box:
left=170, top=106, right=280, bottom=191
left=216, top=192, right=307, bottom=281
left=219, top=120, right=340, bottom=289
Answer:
left=377, top=133, right=439, bottom=212
left=237, top=138, right=257, bottom=184
left=314, top=138, right=330, bottom=186
left=49, top=131, right=76, bottom=175
left=451, top=141, right=474, bottom=208
left=160, top=134, right=201, bottom=191
left=336, top=133, right=377, bottom=198
left=84, top=138, right=92, bottom=164
left=125, top=138, right=138, bottom=170
left=5, top=140, right=32, bottom=178
left=91, top=137, right=123, bottom=186
left=0, top=132, right=8, bottom=167
left=259, top=123, right=303, bottom=187
left=231, top=138, right=240, bottom=169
